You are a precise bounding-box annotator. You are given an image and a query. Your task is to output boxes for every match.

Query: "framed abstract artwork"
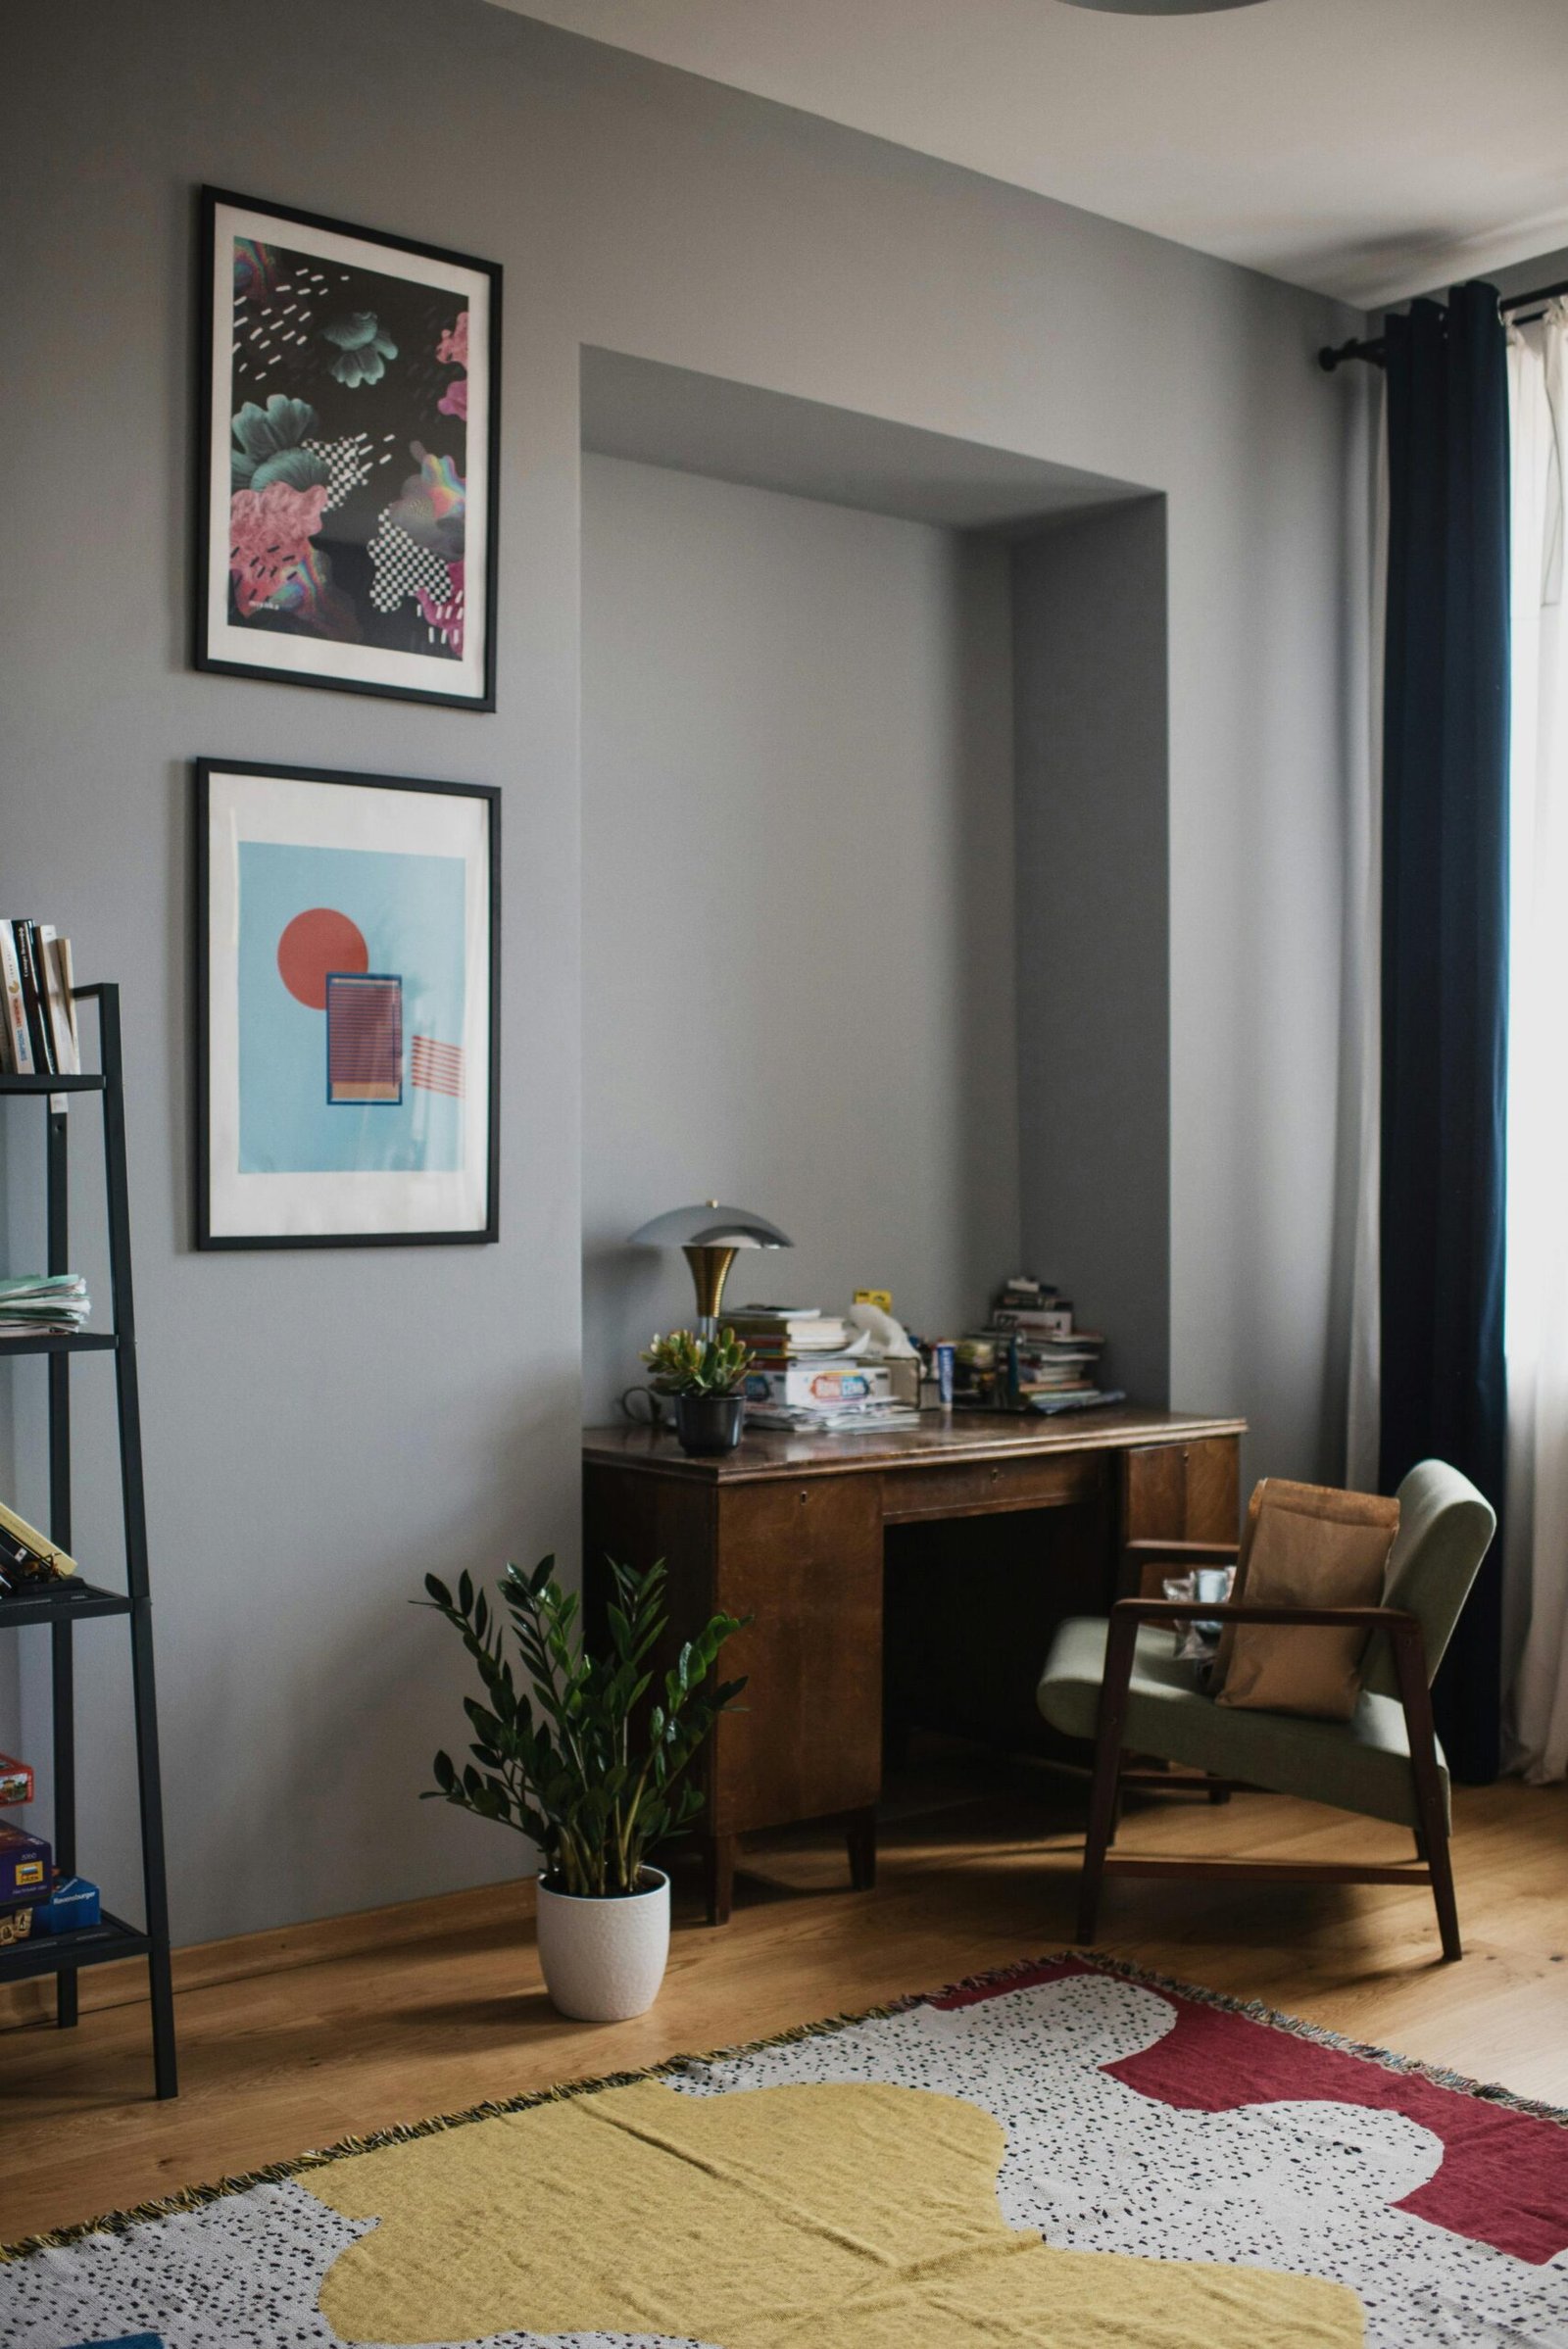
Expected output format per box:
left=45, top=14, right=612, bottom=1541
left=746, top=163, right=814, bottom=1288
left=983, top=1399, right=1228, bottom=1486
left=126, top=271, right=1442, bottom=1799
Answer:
left=195, top=760, right=500, bottom=1248
left=196, top=187, right=501, bottom=709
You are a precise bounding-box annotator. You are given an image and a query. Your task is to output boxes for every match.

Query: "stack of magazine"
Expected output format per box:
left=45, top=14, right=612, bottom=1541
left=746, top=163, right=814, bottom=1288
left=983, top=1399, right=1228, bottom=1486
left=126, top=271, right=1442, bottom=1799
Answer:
left=726, top=1306, right=921, bottom=1434
left=0, top=921, right=79, bottom=1078
left=0, top=1275, right=91, bottom=1339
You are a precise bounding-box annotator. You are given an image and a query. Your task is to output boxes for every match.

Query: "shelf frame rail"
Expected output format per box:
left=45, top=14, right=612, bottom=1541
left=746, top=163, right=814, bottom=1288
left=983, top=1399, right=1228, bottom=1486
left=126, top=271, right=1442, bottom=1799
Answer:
left=3, top=983, right=177, bottom=2096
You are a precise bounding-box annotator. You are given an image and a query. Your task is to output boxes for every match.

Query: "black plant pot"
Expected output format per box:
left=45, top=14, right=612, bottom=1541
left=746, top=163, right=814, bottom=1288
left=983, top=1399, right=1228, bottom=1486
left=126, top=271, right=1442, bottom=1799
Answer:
left=674, top=1393, right=747, bottom=1456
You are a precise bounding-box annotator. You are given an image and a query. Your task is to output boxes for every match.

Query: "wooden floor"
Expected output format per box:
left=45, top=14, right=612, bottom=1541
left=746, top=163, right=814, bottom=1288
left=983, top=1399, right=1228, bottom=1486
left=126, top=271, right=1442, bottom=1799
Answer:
left=2, top=1749, right=1565, bottom=2247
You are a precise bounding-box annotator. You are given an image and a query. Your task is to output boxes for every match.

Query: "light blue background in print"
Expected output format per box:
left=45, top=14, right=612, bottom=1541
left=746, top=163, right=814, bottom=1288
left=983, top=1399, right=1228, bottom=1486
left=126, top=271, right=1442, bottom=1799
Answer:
left=237, top=841, right=466, bottom=1174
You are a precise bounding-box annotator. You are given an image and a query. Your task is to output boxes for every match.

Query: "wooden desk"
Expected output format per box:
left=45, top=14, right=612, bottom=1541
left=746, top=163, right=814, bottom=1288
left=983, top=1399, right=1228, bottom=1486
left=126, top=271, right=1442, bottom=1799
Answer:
left=583, top=1406, right=1244, bottom=1922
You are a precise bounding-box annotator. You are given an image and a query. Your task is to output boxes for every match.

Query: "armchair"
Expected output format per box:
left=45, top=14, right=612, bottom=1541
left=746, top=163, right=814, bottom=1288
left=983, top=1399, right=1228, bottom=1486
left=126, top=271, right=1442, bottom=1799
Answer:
left=1037, top=1459, right=1496, bottom=1960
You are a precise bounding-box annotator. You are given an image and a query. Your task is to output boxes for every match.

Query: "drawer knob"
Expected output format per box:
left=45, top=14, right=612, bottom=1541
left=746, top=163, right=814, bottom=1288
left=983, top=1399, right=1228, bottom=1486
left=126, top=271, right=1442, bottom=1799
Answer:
left=990, top=1466, right=1001, bottom=1482
left=800, top=1491, right=809, bottom=1504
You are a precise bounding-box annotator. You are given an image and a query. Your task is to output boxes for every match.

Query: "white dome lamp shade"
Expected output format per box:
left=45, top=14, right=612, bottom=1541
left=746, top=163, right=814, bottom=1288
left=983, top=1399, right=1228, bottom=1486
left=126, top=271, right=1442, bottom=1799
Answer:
left=627, top=1200, right=794, bottom=1334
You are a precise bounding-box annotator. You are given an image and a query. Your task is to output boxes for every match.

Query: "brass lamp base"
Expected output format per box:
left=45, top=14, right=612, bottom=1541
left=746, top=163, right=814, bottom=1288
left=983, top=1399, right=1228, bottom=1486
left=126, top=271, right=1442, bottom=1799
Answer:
left=683, top=1243, right=738, bottom=1337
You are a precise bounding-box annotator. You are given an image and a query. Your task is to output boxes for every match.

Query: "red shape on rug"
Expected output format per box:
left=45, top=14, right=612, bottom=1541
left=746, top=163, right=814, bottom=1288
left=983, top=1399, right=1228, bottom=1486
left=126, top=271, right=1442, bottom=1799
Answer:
left=930, top=1959, right=1568, bottom=2265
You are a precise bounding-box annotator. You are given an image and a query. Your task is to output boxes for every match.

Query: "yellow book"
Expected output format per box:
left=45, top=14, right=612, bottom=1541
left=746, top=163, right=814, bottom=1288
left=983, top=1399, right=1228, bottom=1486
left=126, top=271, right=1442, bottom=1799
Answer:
left=0, top=1496, right=76, bottom=1581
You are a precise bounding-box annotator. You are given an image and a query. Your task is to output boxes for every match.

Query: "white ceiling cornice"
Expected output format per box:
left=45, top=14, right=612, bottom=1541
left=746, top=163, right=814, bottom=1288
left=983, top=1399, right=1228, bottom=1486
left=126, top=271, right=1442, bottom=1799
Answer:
left=489, top=0, right=1568, bottom=310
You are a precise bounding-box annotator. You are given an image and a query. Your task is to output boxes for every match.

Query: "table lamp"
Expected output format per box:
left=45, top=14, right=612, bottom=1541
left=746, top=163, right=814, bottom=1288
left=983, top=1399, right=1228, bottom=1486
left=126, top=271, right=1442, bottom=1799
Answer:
left=627, top=1200, right=793, bottom=1336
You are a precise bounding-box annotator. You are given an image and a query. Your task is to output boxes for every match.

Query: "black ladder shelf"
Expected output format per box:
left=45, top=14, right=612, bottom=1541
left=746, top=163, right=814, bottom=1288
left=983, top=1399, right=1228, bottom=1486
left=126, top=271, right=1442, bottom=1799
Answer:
left=0, top=985, right=176, bottom=2096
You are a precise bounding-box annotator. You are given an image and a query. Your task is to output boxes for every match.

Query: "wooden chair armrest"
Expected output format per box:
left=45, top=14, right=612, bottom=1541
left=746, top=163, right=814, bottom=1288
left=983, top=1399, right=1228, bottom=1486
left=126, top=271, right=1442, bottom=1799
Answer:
left=1111, top=1597, right=1419, bottom=1635
left=1122, top=1539, right=1241, bottom=1566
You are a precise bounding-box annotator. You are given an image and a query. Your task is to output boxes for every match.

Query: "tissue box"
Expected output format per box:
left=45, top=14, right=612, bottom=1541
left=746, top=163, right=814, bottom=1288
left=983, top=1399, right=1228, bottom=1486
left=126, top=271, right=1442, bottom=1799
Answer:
left=32, top=1875, right=100, bottom=1934
left=0, top=1820, right=50, bottom=1902
left=0, top=1753, right=33, bottom=1806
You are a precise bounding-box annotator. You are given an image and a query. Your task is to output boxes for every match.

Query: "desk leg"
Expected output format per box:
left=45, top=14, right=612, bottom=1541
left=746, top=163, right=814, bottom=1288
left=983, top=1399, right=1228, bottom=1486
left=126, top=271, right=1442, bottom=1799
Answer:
left=845, top=1807, right=877, bottom=1892
left=705, top=1834, right=737, bottom=1928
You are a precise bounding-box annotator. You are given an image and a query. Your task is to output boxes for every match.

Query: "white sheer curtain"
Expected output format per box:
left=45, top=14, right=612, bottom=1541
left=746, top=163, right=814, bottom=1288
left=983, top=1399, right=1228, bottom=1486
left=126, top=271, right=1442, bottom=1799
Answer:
left=1345, top=381, right=1387, bottom=1495
left=1504, top=302, right=1568, bottom=1783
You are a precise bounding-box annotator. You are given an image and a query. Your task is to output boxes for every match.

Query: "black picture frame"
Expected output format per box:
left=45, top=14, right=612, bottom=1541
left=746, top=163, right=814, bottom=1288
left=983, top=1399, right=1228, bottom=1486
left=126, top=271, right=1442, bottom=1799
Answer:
left=194, top=759, right=501, bottom=1249
left=195, top=186, right=502, bottom=710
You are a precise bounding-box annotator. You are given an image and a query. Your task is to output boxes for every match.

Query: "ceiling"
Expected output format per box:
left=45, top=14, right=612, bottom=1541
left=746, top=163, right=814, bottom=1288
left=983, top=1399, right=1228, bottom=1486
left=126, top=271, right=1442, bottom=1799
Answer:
left=490, top=0, right=1568, bottom=309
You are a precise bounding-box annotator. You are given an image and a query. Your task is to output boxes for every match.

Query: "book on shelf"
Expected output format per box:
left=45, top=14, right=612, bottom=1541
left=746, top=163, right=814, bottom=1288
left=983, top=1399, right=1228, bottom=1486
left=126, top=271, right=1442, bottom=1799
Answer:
left=0, top=925, right=32, bottom=1075
left=38, top=927, right=78, bottom=1076
left=0, top=1273, right=91, bottom=1336
left=0, top=1494, right=78, bottom=1592
left=0, top=921, right=79, bottom=1081
left=13, top=920, right=53, bottom=1074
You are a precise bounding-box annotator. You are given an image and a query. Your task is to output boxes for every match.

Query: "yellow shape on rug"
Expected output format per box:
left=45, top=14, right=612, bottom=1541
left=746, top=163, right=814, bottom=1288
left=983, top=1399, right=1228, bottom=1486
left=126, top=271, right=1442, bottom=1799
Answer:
left=306, top=2076, right=1362, bottom=2346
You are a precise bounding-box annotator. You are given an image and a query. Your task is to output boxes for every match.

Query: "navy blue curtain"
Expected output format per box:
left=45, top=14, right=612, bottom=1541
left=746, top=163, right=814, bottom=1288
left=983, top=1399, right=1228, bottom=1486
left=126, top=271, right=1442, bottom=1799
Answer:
left=1379, top=282, right=1510, bottom=1785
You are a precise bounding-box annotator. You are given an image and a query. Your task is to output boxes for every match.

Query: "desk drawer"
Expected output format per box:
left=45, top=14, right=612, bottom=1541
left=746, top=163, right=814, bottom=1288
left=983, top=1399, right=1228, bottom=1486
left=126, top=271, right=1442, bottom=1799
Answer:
left=880, top=1448, right=1103, bottom=1523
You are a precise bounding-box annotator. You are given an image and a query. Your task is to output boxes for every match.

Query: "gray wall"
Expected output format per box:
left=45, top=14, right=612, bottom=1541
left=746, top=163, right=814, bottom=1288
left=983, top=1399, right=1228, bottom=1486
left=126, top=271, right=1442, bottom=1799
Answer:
left=581, top=456, right=1017, bottom=1416
left=1012, top=501, right=1170, bottom=1404
left=2, top=0, right=1366, bottom=1943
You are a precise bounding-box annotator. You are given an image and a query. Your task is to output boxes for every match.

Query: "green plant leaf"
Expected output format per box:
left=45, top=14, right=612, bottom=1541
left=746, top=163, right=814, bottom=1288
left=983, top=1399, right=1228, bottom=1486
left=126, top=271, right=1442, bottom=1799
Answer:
left=419, top=1552, right=742, bottom=1889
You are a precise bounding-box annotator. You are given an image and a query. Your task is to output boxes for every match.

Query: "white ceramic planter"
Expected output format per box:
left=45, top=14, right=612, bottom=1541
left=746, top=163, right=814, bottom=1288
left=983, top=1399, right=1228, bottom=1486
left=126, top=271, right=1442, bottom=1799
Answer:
left=535, top=1868, right=670, bottom=2022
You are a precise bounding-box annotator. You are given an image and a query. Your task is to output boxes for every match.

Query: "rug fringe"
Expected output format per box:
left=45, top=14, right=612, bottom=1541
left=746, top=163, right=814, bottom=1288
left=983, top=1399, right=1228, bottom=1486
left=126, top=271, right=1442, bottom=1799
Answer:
left=5, top=1946, right=1562, bottom=2265
left=0, top=1993, right=919, bottom=2264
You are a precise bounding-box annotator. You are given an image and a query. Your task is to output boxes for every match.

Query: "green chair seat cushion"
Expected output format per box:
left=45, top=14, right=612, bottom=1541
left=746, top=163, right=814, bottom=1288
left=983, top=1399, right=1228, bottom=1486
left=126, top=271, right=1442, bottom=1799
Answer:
left=1037, top=1616, right=1448, bottom=1831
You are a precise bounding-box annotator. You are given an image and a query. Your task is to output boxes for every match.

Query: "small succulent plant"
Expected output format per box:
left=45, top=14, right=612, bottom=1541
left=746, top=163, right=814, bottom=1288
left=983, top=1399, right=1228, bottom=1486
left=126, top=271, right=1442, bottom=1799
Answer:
left=641, top=1327, right=754, bottom=1397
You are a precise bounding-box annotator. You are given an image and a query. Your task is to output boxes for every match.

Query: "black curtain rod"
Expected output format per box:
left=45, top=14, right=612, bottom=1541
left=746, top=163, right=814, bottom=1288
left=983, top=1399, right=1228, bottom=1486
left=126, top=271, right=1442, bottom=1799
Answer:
left=1317, top=273, right=1568, bottom=372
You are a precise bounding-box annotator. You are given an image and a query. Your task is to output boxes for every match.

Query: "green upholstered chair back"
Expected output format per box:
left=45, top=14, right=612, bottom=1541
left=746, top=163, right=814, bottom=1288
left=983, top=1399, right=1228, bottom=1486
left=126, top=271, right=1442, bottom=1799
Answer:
left=1360, top=1458, right=1496, bottom=1700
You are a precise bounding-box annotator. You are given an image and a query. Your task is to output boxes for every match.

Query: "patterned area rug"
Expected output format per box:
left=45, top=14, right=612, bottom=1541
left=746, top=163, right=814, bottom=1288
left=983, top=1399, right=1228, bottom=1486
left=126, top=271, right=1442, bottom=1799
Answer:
left=4, top=1953, right=1567, bottom=2348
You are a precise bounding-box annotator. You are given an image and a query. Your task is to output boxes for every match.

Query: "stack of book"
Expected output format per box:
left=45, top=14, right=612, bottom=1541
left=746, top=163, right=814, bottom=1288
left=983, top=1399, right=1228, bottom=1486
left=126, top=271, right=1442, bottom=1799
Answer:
left=956, top=1274, right=1126, bottom=1416
left=726, top=1306, right=921, bottom=1433
left=725, top=1307, right=854, bottom=1370
left=0, top=1274, right=91, bottom=1338
left=0, top=921, right=79, bottom=1078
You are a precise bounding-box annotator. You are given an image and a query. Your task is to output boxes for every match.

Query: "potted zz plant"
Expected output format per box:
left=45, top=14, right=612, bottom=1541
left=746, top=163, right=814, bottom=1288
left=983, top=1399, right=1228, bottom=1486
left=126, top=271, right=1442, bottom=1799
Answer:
left=643, top=1327, right=753, bottom=1456
left=421, top=1554, right=745, bottom=2021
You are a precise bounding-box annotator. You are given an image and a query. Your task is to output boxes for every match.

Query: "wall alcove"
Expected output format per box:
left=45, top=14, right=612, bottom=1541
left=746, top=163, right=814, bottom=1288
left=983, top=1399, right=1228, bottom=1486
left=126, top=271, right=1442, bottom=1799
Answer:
left=579, top=349, right=1169, bottom=1419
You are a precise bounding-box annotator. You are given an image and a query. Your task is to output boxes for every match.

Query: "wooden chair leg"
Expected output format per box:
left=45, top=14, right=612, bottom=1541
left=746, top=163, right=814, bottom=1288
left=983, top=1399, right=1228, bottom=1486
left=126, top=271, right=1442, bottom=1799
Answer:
left=845, top=1806, right=877, bottom=1891
left=1079, top=1742, right=1119, bottom=1941
left=1391, top=1624, right=1462, bottom=1962
left=1079, top=1612, right=1138, bottom=1943
left=1425, top=1815, right=1461, bottom=1962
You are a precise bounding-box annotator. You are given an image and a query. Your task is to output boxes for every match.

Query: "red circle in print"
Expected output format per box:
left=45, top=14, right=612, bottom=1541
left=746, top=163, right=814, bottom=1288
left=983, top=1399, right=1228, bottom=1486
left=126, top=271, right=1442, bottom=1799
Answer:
left=276, top=908, right=368, bottom=1009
